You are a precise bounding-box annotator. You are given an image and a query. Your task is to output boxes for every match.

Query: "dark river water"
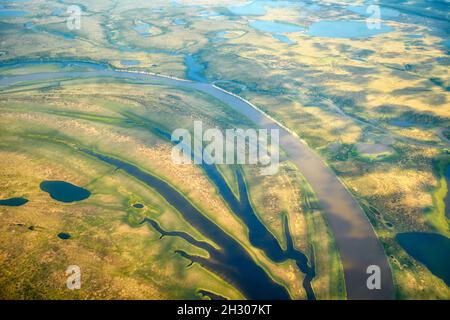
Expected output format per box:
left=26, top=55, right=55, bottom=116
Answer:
left=81, top=148, right=290, bottom=299
left=201, top=163, right=316, bottom=300
left=396, top=232, right=450, bottom=286
left=0, top=60, right=395, bottom=299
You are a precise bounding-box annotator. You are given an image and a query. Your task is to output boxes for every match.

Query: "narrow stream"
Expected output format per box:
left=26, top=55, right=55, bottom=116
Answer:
left=201, top=163, right=316, bottom=300
left=81, top=148, right=290, bottom=299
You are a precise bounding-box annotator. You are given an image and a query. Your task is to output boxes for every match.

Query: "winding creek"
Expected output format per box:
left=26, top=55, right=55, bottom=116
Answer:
left=82, top=148, right=290, bottom=299
left=202, top=163, right=316, bottom=300
left=0, top=60, right=395, bottom=299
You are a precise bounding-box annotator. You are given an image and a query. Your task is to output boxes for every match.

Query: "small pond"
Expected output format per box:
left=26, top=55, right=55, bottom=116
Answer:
left=57, top=232, right=71, bottom=240
left=0, top=197, right=28, bottom=206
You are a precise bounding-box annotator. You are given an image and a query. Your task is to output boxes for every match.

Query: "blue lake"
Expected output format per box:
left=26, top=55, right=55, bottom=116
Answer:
left=40, top=180, right=91, bottom=203
left=250, top=20, right=304, bottom=33
left=396, top=232, right=450, bottom=286
left=57, top=232, right=71, bottom=240
left=0, top=10, right=26, bottom=18
left=390, top=120, right=415, bottom=127
left=0, top=197, right=28, bottom=206
left=307, top=20, right=393, bottom=38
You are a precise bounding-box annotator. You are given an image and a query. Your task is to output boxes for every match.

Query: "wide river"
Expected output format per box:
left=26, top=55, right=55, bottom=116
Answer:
left=0, top=62, right=395, bottom=299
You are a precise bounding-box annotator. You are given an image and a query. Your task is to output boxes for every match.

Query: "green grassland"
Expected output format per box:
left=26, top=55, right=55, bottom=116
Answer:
left=427, top=155, right=450, bottom=235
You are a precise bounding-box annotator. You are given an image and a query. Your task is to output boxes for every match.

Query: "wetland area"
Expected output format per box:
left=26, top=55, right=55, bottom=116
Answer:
left=0, top=0, right=449, bottom=300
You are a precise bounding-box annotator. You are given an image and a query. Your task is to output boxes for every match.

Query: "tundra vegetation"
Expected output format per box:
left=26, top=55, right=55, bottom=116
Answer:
left=0, top=0, right=448, bottom=299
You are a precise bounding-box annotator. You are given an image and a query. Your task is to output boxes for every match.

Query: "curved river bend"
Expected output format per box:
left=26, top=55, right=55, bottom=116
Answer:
left=0, top=63, right=395, bottom=299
